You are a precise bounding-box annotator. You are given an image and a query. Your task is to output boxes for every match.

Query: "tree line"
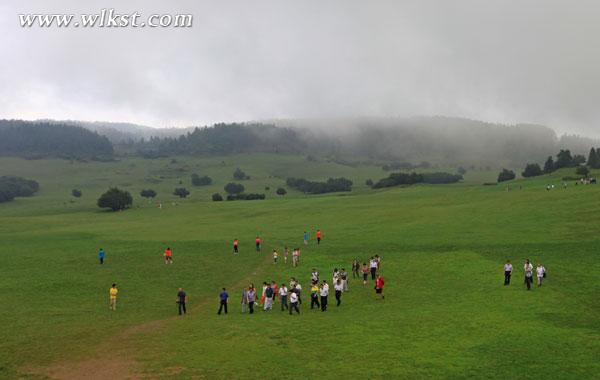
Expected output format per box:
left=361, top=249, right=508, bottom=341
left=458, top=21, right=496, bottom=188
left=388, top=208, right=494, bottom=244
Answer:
left=0, top=176, right=40, bottom=203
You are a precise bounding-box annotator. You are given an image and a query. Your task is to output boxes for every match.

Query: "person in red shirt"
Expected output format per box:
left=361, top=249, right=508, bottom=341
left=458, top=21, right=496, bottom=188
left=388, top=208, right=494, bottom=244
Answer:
left=255, top=236, right=261, bottom=252
left=164, top=247, right=173, bottom=264
left=375, top=274, right=385, bottom=299
left=316, top=229, right=322, bottom=245
left=233, top=239, right=239, bottom=254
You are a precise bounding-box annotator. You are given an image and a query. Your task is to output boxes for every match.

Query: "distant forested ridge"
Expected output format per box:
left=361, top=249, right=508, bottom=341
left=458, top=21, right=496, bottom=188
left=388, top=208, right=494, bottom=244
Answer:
left=0, top=120, right=114, bottom=160
left=129, top=117, right=599, bottom=167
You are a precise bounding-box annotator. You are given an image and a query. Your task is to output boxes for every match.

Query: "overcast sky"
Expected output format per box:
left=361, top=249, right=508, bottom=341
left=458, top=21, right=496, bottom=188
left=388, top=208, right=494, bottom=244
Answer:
left=1, top=0, right=599, bottom=136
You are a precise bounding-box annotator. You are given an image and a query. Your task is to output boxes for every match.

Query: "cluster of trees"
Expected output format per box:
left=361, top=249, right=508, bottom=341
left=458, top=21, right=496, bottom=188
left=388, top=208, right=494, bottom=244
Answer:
left=191, top=173, right=212, bottom=186
left=140, top=189, right=157, bottom=199
left=0, top=120, right=113, bottom=160
left=286, top=177, right=353, bottom=194
left=520, top=148, right=599, bottom=180
left=173, top=188, right=190, bottom=198
left=226, top=193, right=266, bottom=201
left=0, top=176, right=40, bottom=203
left=497, top=169, right=516, bottom=182
left=97, top=188, right=132, bottom=211
left=371, top=172, right=462, bottom=189
left=224, top=183, right=245, bottom=194
left=586, top=147, right=600, bottom=169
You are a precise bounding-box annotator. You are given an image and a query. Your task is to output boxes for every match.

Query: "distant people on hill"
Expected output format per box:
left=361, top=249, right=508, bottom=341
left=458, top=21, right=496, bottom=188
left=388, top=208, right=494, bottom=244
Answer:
left=310, top=281, right=320, bottom=309
left=255, top=236, right=262, bottom=252
left=176, top=288, right=187, bottom=315
left=279, top=283, right=288, bottom=311
left=311, top=269, right=319, bottom=283
left=292, top=248, right=300, bottom=267
left=218, top=288, right=229, bottom=315
left=524, top=259, right=533, bottom=290
left=375, top=275, right=385, bottom=299
left=370, top=257, right=378, bottom=280
left=164, top=247, right=173, bottom=264
left=233, top=238, right=239, bottom=254
left=272, top=249, right=278, bottom=264
left=247, top=285, right=256, bottom=314
left=320, top=281, right=329, bottom=312
left=98, top=248, right=105, bottom=264
left=316, top=229, right=322, bottom=244
left=362, top=262, right=369, bottom=285
left=352, top=259, right=360, bottom=279
left=241, top=287, right=248, bottom=313
left=332, top=268, right=340, bottom=284
left=536, top=263, right=546, bottom=287
left=334, top=279, right=343, bottom=306
left=375, top=255, right=381, bottom=271
left=294, top=281, right=302, bottom=304
left=289, top=286, right=300, bottom=315
left=504, top=260, right=513, bottom=285
left=303, top=231, right=309, bottom=245
left=263, top=283, right=274, bottom=311
left=271, top=281, right=279, bottom=305
left=109, top=283, right=118, bottom=311
left=284, top=246, right=289, bottom=264
left=340, top=268, right=349, bottom=291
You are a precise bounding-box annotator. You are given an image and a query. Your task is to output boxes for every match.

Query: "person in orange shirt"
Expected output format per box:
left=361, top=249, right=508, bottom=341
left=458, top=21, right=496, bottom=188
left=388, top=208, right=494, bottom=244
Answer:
left=164, top=247, right=173, bottom=264
left=375, top=275, right=385, bottom=300
left=316, top=229, right=322, bottom=245
left=233, top=239, right=239, bottom=255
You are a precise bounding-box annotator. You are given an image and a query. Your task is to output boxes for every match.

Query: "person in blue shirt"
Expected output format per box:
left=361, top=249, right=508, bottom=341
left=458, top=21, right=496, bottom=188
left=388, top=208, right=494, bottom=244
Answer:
left=98, top=248, right=105, bottom=264
left=303, top=231, right=309, bottom=245
left=218, top=288, right=229, bottom=315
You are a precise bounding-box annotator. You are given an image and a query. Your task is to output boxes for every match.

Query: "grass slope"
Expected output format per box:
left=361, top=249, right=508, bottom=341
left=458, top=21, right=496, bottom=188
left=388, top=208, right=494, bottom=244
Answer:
left=0, top=155, right=598, bottom=379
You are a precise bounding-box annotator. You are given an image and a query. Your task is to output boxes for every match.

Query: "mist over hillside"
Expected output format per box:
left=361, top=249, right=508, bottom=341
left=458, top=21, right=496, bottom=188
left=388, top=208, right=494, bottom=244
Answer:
left=2, top=117, right=599, bottom=167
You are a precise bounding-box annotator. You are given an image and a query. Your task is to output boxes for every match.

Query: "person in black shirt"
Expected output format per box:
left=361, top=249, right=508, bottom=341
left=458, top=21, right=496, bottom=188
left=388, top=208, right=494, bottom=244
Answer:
left=176, top=288, right=187, bottom=315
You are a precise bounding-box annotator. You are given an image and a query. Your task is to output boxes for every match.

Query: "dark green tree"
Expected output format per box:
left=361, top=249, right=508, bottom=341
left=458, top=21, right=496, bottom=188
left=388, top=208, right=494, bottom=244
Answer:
left=233, top=168, right=250, bottom=180
left=543, top=156, right=555, bottom=173
left=140, top=189, right=157, bottom=199
left=572, top=154, right=586, bottom=165
left=224, top=182, right=245, bottom=194
left=555, top=149, right=573, bottom=169
left=212, top=193, right=224, bottom=201
left=71, top=189, right=82, bottom=198
left=497, top=169, right=516, bottom=182
left=173, top=188, right=190, bottom=198
left=576, top=165, right=590, bottom=177
left=97, top=188, right=132, bottom=211
left=191, top=174, right=212, bottom=186
left=587, top=147, right=600, bottom=169
left=276, top=187, right=287, bottom=196
left=521, top=163, right=543, bottom=178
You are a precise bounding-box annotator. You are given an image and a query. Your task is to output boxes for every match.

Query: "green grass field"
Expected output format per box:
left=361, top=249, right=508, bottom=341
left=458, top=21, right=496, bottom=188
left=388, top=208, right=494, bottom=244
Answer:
left=0, top=155, right=598, bottom=379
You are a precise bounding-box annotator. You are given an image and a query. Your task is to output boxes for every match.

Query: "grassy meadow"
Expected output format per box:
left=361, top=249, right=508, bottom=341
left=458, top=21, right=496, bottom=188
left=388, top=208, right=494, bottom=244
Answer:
left=0, top=154, right=598, bottom=379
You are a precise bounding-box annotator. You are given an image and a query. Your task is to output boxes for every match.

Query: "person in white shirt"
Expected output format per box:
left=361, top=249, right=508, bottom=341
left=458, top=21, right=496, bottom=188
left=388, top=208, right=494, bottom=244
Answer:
left=370, top=257, right=378, bottom=280
left=319, top=281, right=329, bottom=312
left=524, top=259, right=533, bottom=290
left=504, top=260, right=513, bottom=286
left=311, top=269, right=319, bottom=283
left=536, top=264, right=546, bottom=287
left=334, top=279, right=344, bottom=306
left=294, top=282, right=302, bottom=305
left=289, top=288, right=300, bottom=315
left=279, top=284, right=288, bottom=311
left=332, top=268, right=339, bottom=284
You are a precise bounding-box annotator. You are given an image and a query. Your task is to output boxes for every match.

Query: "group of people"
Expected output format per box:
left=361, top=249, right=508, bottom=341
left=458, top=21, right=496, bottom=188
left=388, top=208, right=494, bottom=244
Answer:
left=271, top=247, right=302, bottom=266
left=503, top=259, right=546, bottom=290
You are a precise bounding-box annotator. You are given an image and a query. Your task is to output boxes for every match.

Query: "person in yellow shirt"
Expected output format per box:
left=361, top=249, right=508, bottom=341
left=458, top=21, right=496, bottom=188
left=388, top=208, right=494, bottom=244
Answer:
left=109, top=283, right=118, bottom=310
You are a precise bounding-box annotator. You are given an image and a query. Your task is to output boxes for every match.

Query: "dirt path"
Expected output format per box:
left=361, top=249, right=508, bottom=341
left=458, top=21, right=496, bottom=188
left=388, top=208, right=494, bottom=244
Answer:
left=26, top=258, right=270, bottom=379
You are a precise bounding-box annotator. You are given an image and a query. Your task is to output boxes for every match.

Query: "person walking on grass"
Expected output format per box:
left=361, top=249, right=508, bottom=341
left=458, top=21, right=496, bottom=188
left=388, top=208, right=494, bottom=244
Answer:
left=370, top=257, right=378, bottom=280
left=303, top=231, right=309, bottom=245
left=536, top=263, right=546, bottom=287
left=164, top=247, right=173, bottom=264
left=289, top=288, right=300, bottom=315
left=316, top=229, right=322, bottom=245
left=292, top=248, right=299, bottom=267
left=340, top=268, right=349, bottom=291
left=279, top=283, right=288, bottom=311
left=241, top=287, right=248, bottom=313
left=310, top=281, right=320, bottom=309
left=272, top=249, right=279, bottom=264
left=294, top=281, right=303, bottom=305
left=524, top=259, right=533, bottom=290
left=263, top=283, right=274, bottom=311
left=218, top=288, right=229, bottom=315
left=504, top=260, right=513, bottom=285
left=271, top=281, right=279, bottom=305
left=320, top=281, right=329, bottom=312
left=375, top=255, right=381, bottom=271
left=176, top=288, right=187, bottom=315
left=284, top=247, right=289, bottom=264
left=260, top=282, right=267, bottom=306
left=311, top=269, right=319, bottom=283
left=247, top=286, right=256, bottom=314
left=109, top=283, right=118, bottom=311
left=98, top=248, right=105, bottom=265
left=352, top=259, right=360, bottom=279
left=375, top=275, right=385, bottom=299
left=255, top=236, right=262, bottom=252
left=233, top=238, right=239, bottom=255
left=334, top=279, right=343, bottom=306
left=362, top=262, right=369, bottom=285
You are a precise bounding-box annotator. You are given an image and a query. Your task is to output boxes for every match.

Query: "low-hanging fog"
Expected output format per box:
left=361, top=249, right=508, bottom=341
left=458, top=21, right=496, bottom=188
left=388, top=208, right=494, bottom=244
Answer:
left=1, top=0, right=599, bottom=136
